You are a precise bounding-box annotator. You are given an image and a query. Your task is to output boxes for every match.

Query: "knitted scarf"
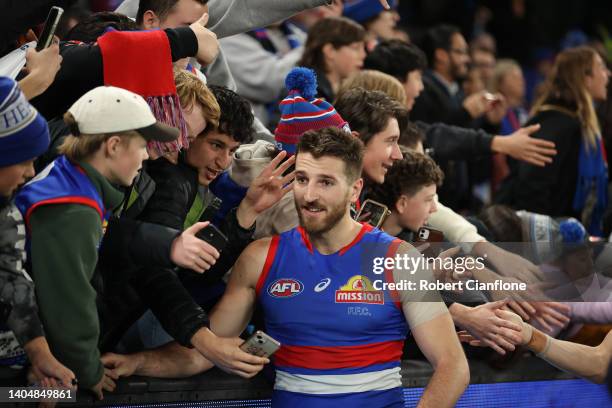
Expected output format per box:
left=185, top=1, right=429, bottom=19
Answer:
left=97, top=29, right=188, bottom=156
left=573, top=136, right=608, bottom=236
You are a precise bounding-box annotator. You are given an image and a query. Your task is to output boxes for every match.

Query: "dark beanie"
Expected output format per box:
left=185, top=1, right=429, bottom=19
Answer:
left=0, top=77, right=50, bottom=167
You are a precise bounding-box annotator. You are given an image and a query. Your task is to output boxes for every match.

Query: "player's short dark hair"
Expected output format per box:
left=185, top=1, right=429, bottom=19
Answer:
left=136, top=0, right=209, bottom=25
left=64, top=12, right=139, bottom=42
left=369, top=151, right=443, bottom=209
left=334, top=88, right=408, bottom=146
left=297, top=127, right=364, bottom=183
left=206, top=86, right=254, bottom=144
left=364, top=40, right=427, bottom=82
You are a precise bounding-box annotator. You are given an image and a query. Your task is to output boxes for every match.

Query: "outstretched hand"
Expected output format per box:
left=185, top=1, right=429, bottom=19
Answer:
left=455, top=300, right=523, bottom=355
left=237, top=151, right=296, bottom=228
left=494, top=124, right=557, bottom=167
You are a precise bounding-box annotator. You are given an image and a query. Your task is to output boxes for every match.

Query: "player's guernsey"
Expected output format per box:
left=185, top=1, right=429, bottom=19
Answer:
left=256, top=223, right=408, bottom=408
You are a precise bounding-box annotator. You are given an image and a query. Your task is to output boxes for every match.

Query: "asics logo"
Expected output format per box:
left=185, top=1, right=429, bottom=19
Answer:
left=314, top=278, right=331, bottom=292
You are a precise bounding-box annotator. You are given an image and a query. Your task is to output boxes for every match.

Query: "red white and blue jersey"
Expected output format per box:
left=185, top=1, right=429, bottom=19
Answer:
left=256, top=223, right=408, bottom=408
left=15, top=155, right=108, bottom=231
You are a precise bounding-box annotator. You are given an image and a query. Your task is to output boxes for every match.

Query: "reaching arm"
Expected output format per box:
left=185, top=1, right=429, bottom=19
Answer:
left=506, top=310, right=611, bottom=383
left=207, top=0, right=328, bottom=39
left=102, top=238, right=272, bottom=380
left=426, top=197, right=484, bottom=253
left=209, top=238, right=270, bottom=336
left=102, top=342, right=213, bottom=379
left=220, top=34, right=303, bottom=103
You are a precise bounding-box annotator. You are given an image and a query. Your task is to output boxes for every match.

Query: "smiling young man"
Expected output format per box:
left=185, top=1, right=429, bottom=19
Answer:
left=333, top=87, right=407, bottom=195
left=14, top=86, right=178, bottom=399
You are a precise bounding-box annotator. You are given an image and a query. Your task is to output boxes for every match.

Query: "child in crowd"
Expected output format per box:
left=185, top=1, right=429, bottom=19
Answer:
left=15, top=85, right=178, bottom=399
left=0, top=77, right=75, bottom=388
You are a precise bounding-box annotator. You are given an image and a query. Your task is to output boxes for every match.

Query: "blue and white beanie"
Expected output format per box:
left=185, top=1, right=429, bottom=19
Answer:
left=0, top=77, right=49, bottom=167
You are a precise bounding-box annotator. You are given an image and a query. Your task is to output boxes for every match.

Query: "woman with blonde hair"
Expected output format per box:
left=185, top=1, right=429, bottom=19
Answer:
left=498, top=46, right=610, bottom=235
left=337, top=69, right=407, bottom=105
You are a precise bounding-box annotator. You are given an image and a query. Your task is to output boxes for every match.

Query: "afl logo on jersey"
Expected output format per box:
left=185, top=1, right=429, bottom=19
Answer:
left=268, top=278, right=304, bottom=298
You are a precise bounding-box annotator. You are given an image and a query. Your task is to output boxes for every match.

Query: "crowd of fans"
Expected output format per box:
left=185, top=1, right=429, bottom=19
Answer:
left=1, top=0, right=612, bottom=405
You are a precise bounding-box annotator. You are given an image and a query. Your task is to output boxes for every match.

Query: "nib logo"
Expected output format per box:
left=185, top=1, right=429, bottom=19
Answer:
left=268, top=278, right=304, bottom=298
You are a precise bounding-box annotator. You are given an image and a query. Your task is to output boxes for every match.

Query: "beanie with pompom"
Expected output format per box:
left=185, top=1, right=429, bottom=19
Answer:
left=274, top=67, right=350, bottom=154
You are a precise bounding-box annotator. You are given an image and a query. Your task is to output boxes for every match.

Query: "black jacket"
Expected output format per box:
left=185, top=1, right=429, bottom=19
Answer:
left=496, top=105, right=582, bottom=217
left=314, top=68, right=335, bottom=102
left=96, top=165, right=209, bottom=350
left=411, top=70, right=473, bottom=127
left=417, top=121, right=493, bottom=161
left=139, top=156, right=255, bottom=286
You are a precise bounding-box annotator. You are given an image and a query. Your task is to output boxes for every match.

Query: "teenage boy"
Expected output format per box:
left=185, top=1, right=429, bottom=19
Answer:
left=129, top=84, right=295, bottom=349
left=369, top=150, right=443, bottom=241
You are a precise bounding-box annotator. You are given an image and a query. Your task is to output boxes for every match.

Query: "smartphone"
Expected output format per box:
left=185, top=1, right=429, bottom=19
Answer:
left=356, top=199, right=391, bottom=228
left=240, top=330, right=281, bottom=358
left=36, top=6, right=64, bottom=51
left=195, top=223, right=228, bottom=252
left=415, top=227, right=445, bottom=258
left=483, top=92, right=502, bottom=105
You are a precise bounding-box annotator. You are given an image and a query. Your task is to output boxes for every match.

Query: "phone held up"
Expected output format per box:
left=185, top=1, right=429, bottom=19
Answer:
left=240, top=330, right=281, bottom=358
left=355, top=199, right=391, bottom=229
left=415, top=226, right=445, bottom=258
left=36, top=7, right=64, bottom=51
left=195, top=223, right=228, bottom=253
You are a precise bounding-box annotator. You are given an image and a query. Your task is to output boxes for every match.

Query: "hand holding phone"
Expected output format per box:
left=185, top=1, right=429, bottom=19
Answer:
left=195, top=223, right=228, bottom=253
left=415, top=227, right=445, bottom=258
left=355, top=199, right=391, bottom=228
left=36, top=7, right=63, bottom=51
left=240, top=331, right=281, bottom=358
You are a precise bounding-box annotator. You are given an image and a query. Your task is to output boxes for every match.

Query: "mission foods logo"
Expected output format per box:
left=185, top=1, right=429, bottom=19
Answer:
left=268, top=278, right=304, bottom=298
left=335, top=275, right=384, bottom=304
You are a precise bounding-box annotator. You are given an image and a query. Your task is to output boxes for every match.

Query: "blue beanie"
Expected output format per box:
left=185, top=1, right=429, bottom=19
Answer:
left=0, top=77, right=50, bottom=167
left=343, top=0, right=397, bottom=24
